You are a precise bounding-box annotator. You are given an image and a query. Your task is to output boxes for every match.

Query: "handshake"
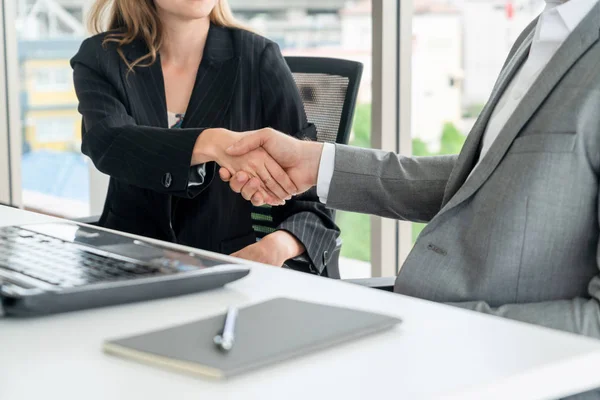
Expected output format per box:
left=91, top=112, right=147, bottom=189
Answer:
left=192, top=128, right=324, bottom=206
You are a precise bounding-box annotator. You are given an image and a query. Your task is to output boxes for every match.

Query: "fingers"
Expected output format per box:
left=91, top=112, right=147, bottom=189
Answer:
left=264, top=156, right=298, bottom=196
left=219, top=167, right=233, bottom=182
left=255, top=164, right=290, bottom=203
left=226, top=172, right=280, bottom=206
left=240, top=177, right=269, bottom=205
left=252, top=192, right=268, bottom=206
left=251, top=191, right=265, bottom=207
left=229, top=171, right=251, bottom=193
left=240, top=177, right=260, bottom=201
left=226, top=129, right=268, bottom=156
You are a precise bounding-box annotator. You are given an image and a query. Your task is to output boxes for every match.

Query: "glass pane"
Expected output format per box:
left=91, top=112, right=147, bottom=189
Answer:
left=409, top=0, right=544, bottom=243
left=16, top=0, right=90, bottom=217
left=232, top=1, right=373, bottom=277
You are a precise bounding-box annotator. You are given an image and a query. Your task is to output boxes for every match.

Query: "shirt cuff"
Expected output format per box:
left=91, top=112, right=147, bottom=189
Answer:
left=316, top=142, right=335, bottom=204
left=188, top=164, right=207, bottom=187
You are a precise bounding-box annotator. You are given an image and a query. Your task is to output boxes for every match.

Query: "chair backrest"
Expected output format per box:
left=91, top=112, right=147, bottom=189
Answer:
left=285, top=56, right=363, bottom=146
left=251, top=57, right=363, bottom=264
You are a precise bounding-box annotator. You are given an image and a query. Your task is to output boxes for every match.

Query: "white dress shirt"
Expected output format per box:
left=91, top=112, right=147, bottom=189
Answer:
left=315, top=0, right=598, bottom=204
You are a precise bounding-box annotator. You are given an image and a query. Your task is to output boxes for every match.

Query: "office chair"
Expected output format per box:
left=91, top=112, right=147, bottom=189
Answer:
left=252, top=56, right=363, bottom=278
left=75, top=57, right=363, bottom=279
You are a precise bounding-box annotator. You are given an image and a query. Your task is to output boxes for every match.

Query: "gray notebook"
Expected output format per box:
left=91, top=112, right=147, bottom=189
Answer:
left=103, top=297, right=401, bottom=379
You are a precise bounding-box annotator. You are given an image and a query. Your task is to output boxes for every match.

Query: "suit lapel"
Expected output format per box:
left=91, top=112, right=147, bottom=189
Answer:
left=120, top=24, right=240, bottom=130
left=441, top=24, right=536, bottom=206
left=439, top=3, right=600, bottom=217
left=121, top=41, right=168, bottom=128
left=181, top=25, right=240, bottom=129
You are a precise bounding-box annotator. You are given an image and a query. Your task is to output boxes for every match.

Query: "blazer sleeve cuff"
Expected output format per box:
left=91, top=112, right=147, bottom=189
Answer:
left=161, top=128, right=216, bottom=198
left=276, top=211, right=339, bottom=274
left=180, top=162, right=217, bottom=198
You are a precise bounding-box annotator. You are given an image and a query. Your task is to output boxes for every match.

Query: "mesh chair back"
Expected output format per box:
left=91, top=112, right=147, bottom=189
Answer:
left=285, top=57, right=363, bottom=145
left=251, top=57, right=363, bottom=251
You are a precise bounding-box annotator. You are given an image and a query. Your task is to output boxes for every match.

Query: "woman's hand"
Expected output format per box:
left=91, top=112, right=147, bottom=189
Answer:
left=192, top=128, right=298, bottom=204
left=218, top=128, right=323, bottom=206
left=230, top=231, right=305, bottom=267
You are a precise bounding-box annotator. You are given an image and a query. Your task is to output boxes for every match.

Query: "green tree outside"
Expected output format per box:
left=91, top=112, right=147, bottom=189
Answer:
left=337, top=103, right=372, bottom=262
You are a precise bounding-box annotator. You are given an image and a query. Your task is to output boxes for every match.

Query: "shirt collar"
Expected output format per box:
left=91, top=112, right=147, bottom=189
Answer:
left=553, top=0, right=599, bottom=31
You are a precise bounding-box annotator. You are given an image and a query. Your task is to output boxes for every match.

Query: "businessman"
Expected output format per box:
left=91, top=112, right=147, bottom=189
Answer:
left=220, top=0, right=600, bottom=340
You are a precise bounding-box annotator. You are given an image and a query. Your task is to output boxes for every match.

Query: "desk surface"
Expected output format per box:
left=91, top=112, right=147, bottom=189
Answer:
left=2, top=206, right=600, bottom=400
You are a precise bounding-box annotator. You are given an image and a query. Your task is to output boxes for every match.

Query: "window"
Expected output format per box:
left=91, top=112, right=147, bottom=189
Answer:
left=232, top=1, right=374, bottom=278
left=32, top=117, right=76, bottom=143
left=14, top=0, right=89, bottom=217
left=33, top=67, right=73, bottom=92
left=408, top=0, right=544, bottom=242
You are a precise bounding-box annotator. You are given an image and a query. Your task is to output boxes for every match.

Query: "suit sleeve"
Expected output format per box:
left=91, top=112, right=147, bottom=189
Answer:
left=327, top=145, right=457, bottom=223
left=258, top=42, right=340, bottom=274
left=71, top=38, right=215, bottom=198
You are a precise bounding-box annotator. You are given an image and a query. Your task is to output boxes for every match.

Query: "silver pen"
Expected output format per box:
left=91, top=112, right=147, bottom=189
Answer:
left=213, top=307, right=238, bottom=351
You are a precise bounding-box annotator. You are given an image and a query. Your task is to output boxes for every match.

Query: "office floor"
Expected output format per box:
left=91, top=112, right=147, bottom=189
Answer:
left=338, top=257, right=371, bottom=279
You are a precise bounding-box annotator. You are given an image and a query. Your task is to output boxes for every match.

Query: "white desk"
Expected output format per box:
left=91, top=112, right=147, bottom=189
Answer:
left=2, top=206, right=600, bottom=400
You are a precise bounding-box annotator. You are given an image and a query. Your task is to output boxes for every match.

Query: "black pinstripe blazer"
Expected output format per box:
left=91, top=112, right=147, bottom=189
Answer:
left=70, top=24, right=339, bottom=273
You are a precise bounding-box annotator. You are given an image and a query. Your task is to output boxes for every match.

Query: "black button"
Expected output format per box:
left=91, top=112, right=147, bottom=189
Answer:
left=161, top=172, right=172, bottom=188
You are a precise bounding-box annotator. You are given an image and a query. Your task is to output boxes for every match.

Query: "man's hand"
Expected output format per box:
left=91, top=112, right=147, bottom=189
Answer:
left=230, top=231, right=305, bottom=266
left=219, top=128, right=323, bottom=205
left=192, top=128, right=298, bottom=204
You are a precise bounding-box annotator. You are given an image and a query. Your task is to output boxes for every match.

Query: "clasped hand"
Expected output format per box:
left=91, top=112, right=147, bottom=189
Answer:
left=194, top=127, right=322, bottom=207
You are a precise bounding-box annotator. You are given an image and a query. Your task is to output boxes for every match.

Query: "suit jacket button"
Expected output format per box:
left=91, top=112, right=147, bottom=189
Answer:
left=322, top=250, right=329, bottom=267
left=162, top=173, right=172, bottom=188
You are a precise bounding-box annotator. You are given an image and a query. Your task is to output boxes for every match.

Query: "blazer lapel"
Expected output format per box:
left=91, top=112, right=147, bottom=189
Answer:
left=441, top=20, right=537, bottom=207
left=440, top=3, right=600, bottom=217
left=181, top=25, right=241, bottom=129
left=120, top=24, right=240, bottom=130
left=121, top=40, right=168, bottom=128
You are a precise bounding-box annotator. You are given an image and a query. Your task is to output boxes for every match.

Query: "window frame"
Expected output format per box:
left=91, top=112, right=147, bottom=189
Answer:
left=1, top=0, right=22, bottom=207
left=0, top=1, right=10, bottom=204
left=369, top=0, right=413, bottom=277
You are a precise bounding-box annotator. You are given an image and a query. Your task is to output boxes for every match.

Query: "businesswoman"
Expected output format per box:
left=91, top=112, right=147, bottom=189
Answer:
left=70, top=0, right=339, bottom=273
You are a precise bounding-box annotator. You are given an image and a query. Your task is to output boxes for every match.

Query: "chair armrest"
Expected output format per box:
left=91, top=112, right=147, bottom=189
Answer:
left=344, top=277, right=396, bottom=292
left=71, top=216, right=101, bottom=225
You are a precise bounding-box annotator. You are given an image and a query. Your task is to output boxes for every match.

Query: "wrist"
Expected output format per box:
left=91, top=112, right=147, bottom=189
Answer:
left=264, top=231, right=305, bottom=263
left=192, top=128, right=222, bottom=165
left=301, top=141, right=324, bottom=187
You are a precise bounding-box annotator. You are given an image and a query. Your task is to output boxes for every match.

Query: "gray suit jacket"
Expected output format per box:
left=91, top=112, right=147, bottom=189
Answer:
left=328, top=4, right=600, bottom=339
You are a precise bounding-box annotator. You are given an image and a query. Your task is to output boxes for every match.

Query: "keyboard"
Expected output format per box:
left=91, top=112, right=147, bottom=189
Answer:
left=0, top=222, right=250, bottom=317
left=0, top=226, right=171, bottom=288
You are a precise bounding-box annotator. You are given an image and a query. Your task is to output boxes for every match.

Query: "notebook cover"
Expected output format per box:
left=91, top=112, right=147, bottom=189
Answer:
left=103, top=297, right=401, bottom=378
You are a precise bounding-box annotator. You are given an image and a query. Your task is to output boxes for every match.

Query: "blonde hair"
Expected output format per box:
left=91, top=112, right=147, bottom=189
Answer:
left=88, top=0, right=247, bottom=71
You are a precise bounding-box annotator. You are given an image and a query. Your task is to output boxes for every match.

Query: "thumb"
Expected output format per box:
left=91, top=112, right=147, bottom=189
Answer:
left=226, top=130, right=267, bottom=156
